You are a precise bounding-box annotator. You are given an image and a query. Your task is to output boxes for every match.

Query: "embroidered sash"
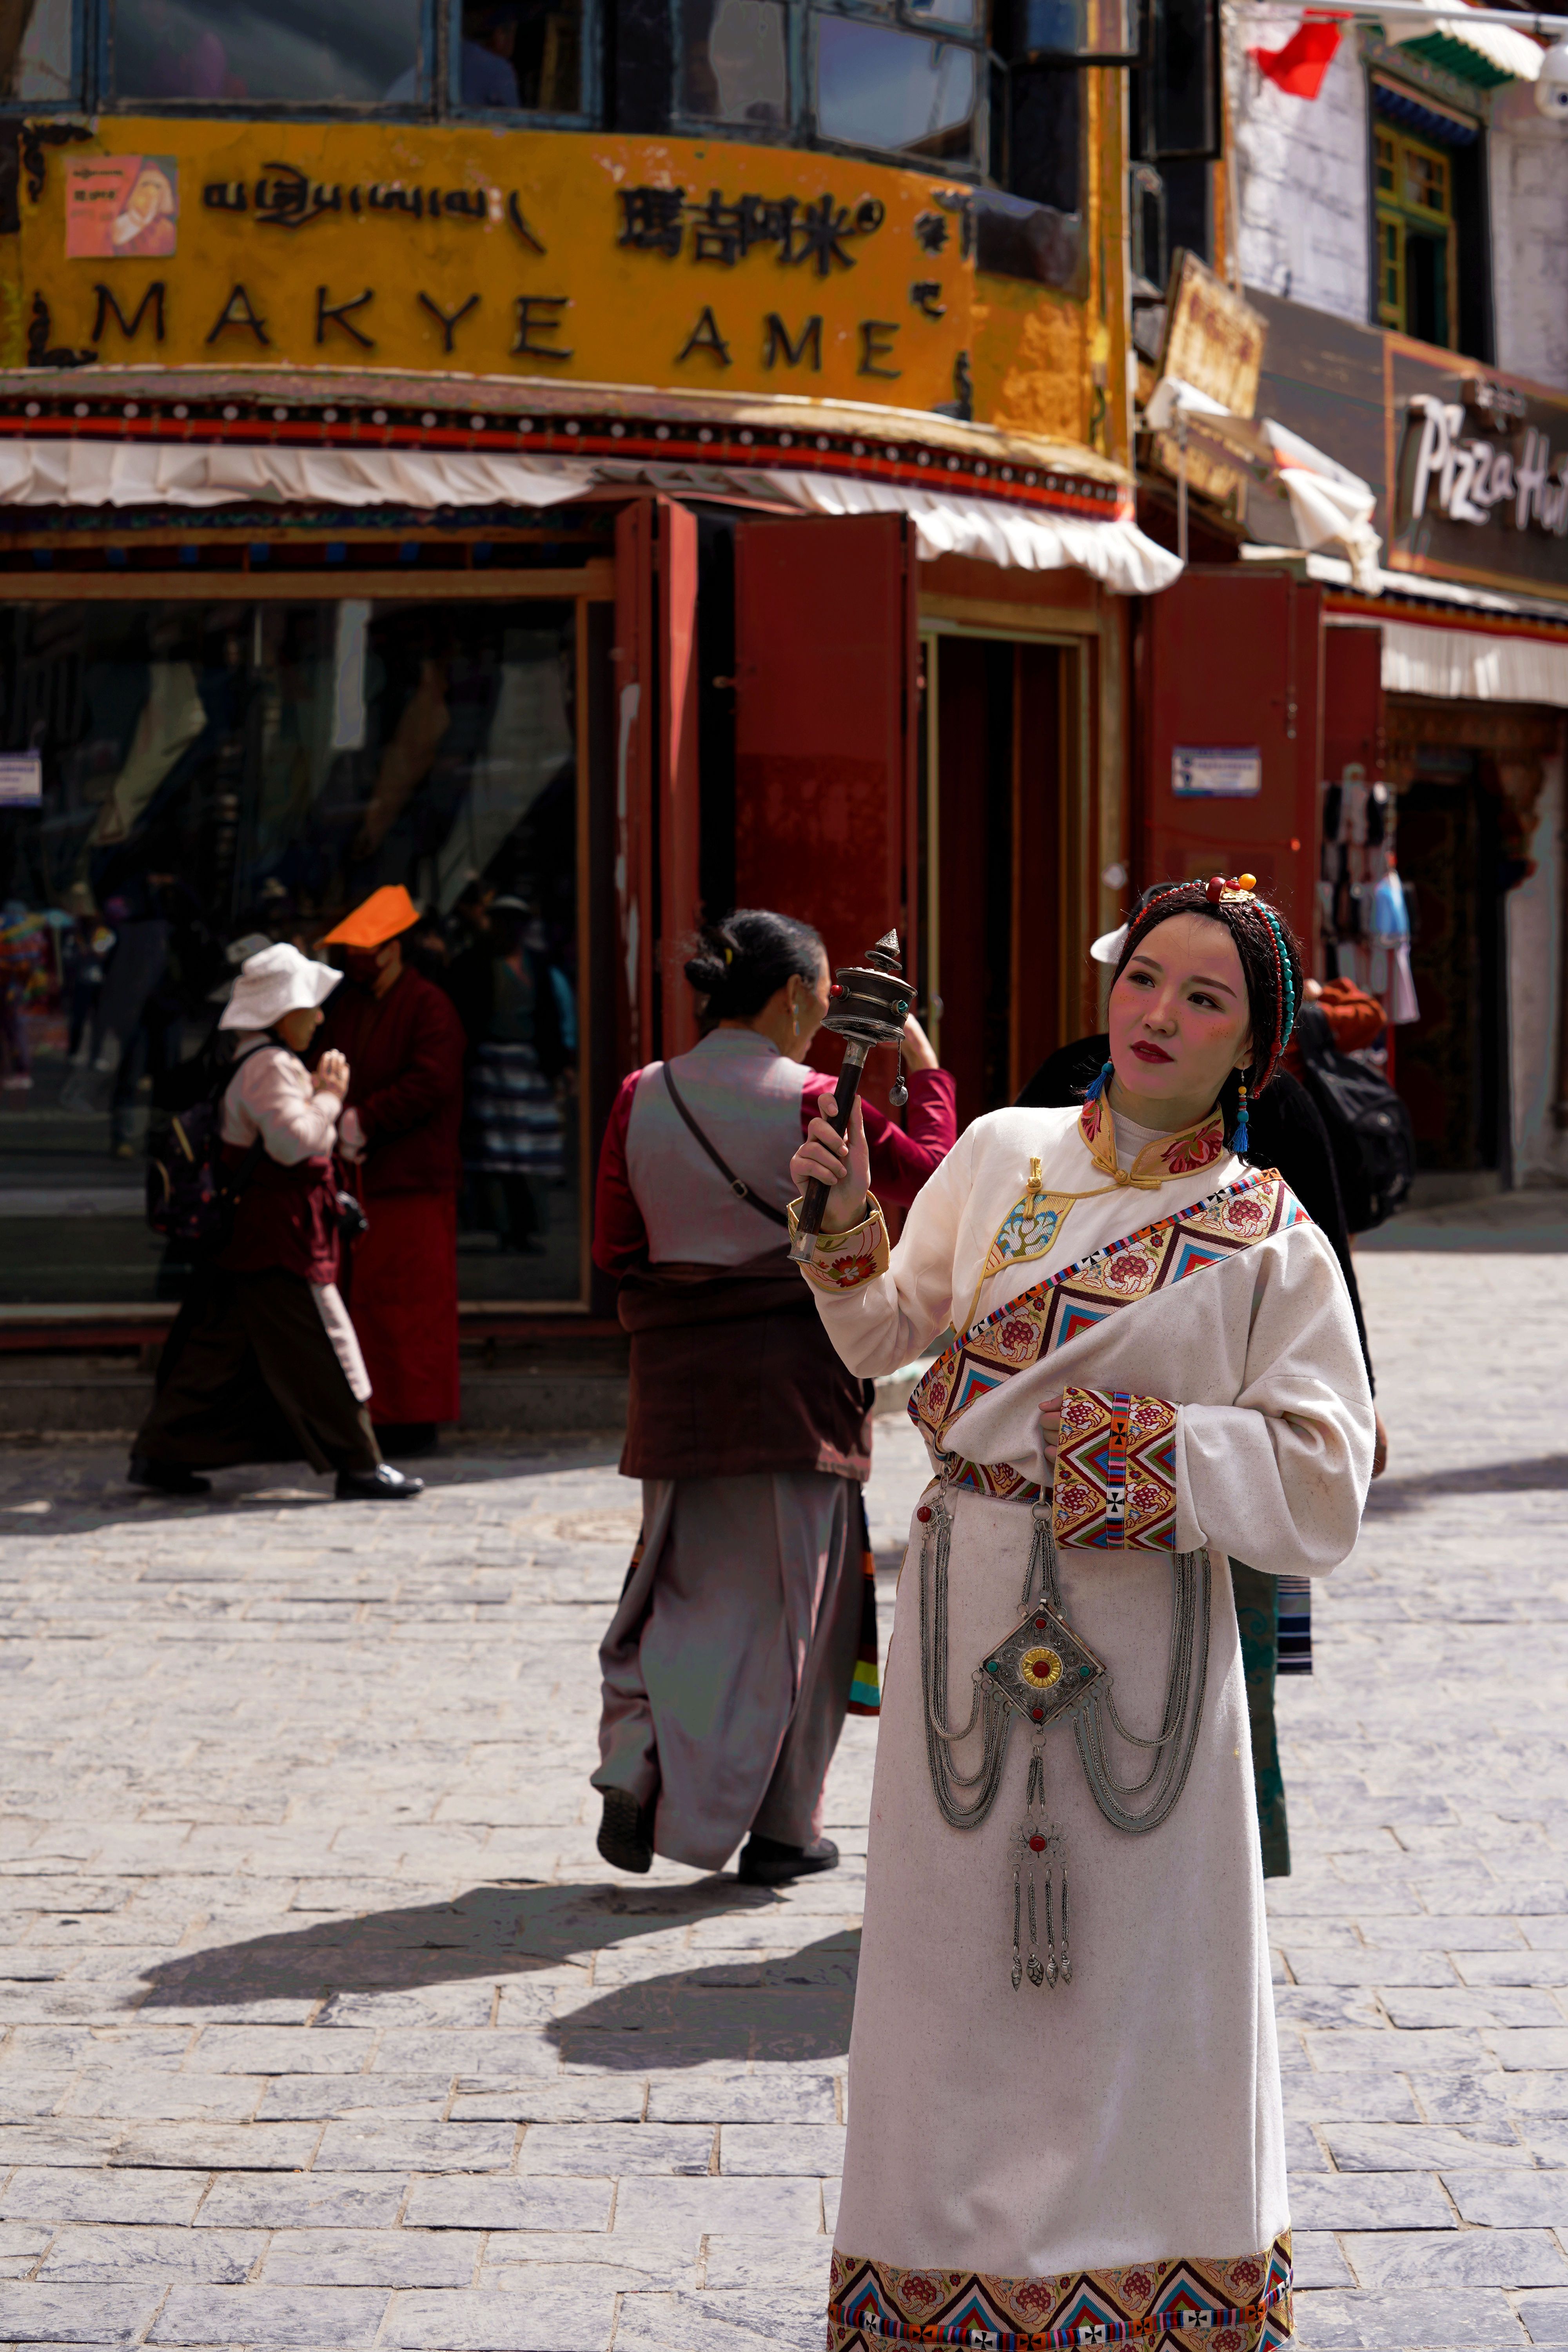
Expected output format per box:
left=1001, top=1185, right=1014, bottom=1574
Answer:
left=909, top=1168, right=1307, bottom=1452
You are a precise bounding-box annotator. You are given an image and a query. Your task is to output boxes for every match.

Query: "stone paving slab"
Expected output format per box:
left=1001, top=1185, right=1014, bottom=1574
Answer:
left=0, top=1253, right=1564, bottom=2345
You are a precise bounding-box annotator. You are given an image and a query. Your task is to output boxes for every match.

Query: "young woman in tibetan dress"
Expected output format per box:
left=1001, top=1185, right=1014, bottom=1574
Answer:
left=790, top=878, right=1374, bottom=2352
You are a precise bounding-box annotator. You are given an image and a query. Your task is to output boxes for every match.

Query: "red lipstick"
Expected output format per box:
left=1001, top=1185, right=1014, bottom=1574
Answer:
left=1131, top=1040, right=1174, bottom=1064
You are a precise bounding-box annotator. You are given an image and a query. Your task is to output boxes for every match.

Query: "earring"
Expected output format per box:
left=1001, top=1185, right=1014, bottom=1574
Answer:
left=1233, top=1074, right=1250, bottom=1155
left=1083, top=1058, right=1114, bottom=1104
left=792, top=1000, right=800, bottom=1039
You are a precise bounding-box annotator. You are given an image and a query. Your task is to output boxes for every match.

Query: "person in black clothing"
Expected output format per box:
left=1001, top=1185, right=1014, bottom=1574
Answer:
left=1017, top=1023, right=1385, bottom=1881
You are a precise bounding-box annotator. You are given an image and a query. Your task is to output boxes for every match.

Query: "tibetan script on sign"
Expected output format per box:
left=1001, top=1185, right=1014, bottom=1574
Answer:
left=201, top=166, right=544, bottom=250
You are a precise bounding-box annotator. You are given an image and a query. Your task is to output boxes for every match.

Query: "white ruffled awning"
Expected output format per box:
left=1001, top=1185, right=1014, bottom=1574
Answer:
left=1381, top=618, right=1568, bottom=705
left=0, top=439, right=599, bottom=509
left=0, top=437, right=1182, bottom=599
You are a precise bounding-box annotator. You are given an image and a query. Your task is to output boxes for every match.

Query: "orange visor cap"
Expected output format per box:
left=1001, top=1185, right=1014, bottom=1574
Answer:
left=319, top=885, right=421, bottom=951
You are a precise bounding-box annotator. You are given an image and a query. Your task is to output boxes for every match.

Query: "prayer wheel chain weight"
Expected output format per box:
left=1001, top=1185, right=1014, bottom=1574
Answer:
left=789, top=929, right=911, bottom=1265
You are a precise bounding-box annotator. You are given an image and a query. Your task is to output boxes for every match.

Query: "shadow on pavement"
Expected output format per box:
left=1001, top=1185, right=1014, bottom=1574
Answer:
left=136, top=1878, right=787, bottom=2007
left=1365, top=1452, right=1568, bottom=1514
left=545, top=1931, right=859, bottom=2070
left=0, top=1440, right=622, bottom=1537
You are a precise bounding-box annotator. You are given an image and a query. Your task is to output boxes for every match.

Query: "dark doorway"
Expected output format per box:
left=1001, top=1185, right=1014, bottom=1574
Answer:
left=1396, top=762, right=1504, bottom=1173
left=924, top=632, right=1067, bottom=1132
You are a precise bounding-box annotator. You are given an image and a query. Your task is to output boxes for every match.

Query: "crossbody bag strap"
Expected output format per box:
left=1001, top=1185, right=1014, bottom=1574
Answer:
left=660, top=1062, right=789, bottom=1229
left=218, top=1035, right=292, bottom=1199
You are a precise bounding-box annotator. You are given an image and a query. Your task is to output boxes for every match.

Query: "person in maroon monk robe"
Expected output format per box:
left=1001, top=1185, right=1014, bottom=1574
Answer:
left=317, top=886, right=466, bottom=1454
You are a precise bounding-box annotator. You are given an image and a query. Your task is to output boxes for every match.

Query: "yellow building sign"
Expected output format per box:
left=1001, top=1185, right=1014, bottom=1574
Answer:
left=9, top=122, right=975, bottom=412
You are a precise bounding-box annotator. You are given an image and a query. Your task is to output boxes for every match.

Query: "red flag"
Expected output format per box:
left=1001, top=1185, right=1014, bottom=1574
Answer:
left=1249, top=16, right=1343, bottom=96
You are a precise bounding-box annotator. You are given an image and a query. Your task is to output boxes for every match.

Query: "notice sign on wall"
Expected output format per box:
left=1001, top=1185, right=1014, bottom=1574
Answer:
left=0, top=753, right=43, bottom=806
left=1172, top=746, right=1262, bottom=798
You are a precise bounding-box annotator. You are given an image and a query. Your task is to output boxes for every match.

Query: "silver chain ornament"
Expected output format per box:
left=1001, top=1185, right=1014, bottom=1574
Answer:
left=917, top=1474, right=1210, bottom=1990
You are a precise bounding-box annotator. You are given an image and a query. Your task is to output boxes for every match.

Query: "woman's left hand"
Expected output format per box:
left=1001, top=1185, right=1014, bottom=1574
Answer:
left=1039, top=1395, right=1062, bottom=1475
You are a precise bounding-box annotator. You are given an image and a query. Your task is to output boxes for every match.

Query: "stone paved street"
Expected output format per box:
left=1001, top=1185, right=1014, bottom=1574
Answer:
left=0, top=1239, right=1565, bottom=2349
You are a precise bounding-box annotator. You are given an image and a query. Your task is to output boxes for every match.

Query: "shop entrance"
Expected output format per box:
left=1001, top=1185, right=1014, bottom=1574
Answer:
left=0, top=584, right=604, bottom=1312
left=919, top=629, right=1080, bottom=1128
left=1395, top=758, right=1506, bottom=1176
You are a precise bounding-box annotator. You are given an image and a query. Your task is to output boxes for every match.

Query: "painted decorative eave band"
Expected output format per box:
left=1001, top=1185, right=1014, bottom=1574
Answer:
left=0, top=366, right=1134, bottom=524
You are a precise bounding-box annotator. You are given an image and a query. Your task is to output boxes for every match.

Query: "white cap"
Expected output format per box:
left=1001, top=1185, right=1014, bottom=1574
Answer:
left=1090, top=924, right=1129, bottom=966
left=218, top=941, right=342, bottom=1031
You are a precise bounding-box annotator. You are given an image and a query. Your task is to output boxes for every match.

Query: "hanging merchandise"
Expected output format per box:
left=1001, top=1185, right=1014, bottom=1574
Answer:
left=1372, top=866, right=1420, bottom=1025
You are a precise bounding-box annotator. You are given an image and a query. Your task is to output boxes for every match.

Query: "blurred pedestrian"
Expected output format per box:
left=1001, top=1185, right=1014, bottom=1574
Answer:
left=128, top=943, right=423, bottom=1503
left=590, top=909, right=956, bottom=1886
left=317, top=886, right=466, bottom=1455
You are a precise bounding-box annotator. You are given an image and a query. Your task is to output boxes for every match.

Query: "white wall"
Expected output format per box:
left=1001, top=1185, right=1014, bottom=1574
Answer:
left=1232, top=25, right=1372, bottom=323
left=1489, top=82, right=1568, bottom=394
left=1508, top=754, right=1566, bottom=1183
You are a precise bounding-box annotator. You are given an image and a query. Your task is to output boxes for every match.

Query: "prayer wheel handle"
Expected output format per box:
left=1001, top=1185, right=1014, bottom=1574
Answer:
left=789, top=929, right=911, bottom=1265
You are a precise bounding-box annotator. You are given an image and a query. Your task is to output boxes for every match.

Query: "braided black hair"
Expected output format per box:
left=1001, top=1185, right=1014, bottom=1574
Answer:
left=683, top=909, right=825, bottom=1020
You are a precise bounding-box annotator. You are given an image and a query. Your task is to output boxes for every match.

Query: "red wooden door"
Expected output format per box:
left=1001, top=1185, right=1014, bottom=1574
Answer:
left=732, top=513, right=919, bottom=1048
left=1138, top=568, right=1322, bottom=956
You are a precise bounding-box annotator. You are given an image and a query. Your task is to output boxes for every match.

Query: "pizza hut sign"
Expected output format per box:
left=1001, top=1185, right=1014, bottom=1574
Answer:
left=1408, top=391, right=1568, bottom=537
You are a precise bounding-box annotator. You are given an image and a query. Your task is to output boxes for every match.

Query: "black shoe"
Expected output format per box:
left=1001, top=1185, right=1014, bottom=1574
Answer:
left=737, top=1834, right=840, bottom=1887
left=127, top=1455, right=211, bottom=1496
left=596, top=1788, right=653, bottom=1875
left=334, top=1463, right=425, bottom=1501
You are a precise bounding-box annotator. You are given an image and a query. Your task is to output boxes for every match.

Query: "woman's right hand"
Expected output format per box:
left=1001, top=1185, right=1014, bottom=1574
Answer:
left=791, top=1095, right=871, bottom=1232
left=314, top=1048, right=349, bottom=1098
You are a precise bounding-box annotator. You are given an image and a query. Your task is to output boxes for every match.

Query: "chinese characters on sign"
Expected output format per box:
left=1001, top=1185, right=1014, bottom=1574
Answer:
left=1408, top=394, right=1568, bottom=539
left=617, top=187, right=885, bottom=276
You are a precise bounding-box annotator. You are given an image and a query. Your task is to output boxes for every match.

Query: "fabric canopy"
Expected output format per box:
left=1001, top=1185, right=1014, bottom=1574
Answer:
left=1381, top=618, right=1568, bottom=706
left=0, top=436, right=1182, bottom=597
left=1384, top=0, right=1543, bottom=82
left=1145, top=376, right=1382, bottom=592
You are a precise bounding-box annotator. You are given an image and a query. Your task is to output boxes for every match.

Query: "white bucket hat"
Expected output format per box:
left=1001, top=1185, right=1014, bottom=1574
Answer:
left=219, top=941, right=342, bottom=1031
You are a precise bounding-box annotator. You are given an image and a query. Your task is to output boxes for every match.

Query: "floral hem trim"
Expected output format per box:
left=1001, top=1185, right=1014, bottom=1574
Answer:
left=827, top=2234, right=1293, bottom=2351
left=789, top=1192, right=890, bottom=1291
left=1052, top=1386, right=1179, bottom=1552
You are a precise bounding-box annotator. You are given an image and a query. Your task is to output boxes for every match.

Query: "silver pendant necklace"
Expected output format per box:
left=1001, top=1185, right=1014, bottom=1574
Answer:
left=917, top=1466, right=1211, bottom=1991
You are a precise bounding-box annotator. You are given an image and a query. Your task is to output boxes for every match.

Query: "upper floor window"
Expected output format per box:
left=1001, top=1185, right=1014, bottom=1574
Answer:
left=678, top=0, right=987, bottom=168
left=6, top=0, right=589, bottom=115
left=111, top=0, right=425, bottom=107
left=1375, top=121, right=1456, bottom=348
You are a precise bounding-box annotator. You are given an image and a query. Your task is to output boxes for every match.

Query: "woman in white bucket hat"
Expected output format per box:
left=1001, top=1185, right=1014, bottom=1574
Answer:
left=128, top=942, right=423, bottom=1504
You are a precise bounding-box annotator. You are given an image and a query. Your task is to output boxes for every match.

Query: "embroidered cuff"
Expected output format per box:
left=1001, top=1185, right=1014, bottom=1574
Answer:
left=1052, top=1386, right=1179, bottom=1551
left=789, top=1192, right=891, bottom=1292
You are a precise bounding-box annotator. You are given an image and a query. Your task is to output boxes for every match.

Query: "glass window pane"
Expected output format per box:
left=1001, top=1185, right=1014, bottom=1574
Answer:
left=456, top=0, right=584, bottom=112
left=4, top=0, right=74, bottom=101
left=815, top=17, right=975, bottom=162
left=680, top=0, right=789, bottom=127
left=906, top=0, right=978, bottom=31
left=0, top=597, right=583, bottom=1308
left=112, top=0, right=422, bottom=107
left=1013, top=0, right=1131, bottom=54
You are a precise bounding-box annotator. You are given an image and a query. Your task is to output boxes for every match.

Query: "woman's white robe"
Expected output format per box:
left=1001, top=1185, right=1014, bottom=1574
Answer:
left=799, top=1102, right=1374, bottom=2350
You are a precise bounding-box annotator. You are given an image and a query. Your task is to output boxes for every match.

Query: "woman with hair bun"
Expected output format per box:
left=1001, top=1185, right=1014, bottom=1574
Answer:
left=590, top=908, right=956, bottom=1885
left=790, top=876, right=1373, bottom=2352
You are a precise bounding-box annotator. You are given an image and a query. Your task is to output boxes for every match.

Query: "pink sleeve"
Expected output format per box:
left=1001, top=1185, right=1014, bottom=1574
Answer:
left=592, top=1070, right=649, bottom=1278
left=227, top=1046, right=341, bottom=1166
left=800, top=1066, right=958, bottom=1210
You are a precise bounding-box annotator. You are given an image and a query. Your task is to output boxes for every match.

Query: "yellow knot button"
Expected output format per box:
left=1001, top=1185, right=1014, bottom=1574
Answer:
left=1114, top=1168, right=1130, bottom=1186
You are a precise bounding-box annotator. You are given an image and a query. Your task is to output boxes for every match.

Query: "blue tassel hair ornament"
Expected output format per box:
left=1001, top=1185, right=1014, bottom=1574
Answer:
left=1083, top=1058, right=1114, bottom=1104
